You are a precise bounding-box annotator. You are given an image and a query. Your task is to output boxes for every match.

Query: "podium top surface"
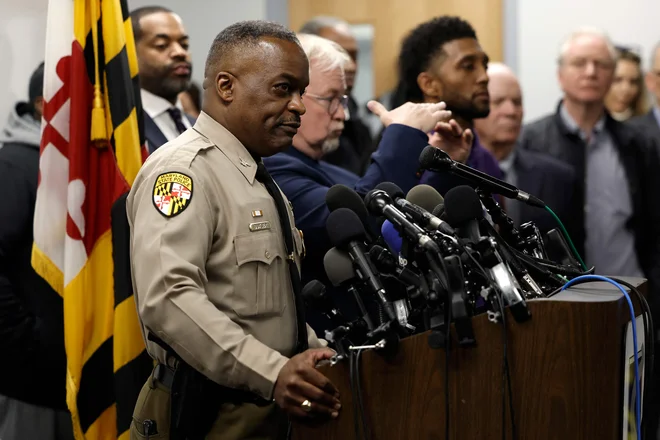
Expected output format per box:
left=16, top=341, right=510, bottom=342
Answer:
left=541, top=276, right=646, bottom=303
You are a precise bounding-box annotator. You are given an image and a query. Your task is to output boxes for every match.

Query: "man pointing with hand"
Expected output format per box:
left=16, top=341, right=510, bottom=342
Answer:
left=264, top=33, right=471, bottom=333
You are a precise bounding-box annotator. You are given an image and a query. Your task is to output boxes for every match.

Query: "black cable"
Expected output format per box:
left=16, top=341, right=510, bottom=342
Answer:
left=487, top=225, right=584, bottom=282
left=456, top=239, right=517, bottom=439
left=445, top=294, right=452, bottom=440
left=513, top=247, right=594, bottom=277
left=348, top=352, right=363, bottom=440
left=495, top=289, right=517, bottom=440
left=355, top=349, right=372, bottom=440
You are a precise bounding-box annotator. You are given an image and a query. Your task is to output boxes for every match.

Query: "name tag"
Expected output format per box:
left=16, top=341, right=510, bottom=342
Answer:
left=249, top=221, right=271, bottom=232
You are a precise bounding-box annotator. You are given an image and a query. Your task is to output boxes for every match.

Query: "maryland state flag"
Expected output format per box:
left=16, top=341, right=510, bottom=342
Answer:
left=32, top=0, right=152, bottom=438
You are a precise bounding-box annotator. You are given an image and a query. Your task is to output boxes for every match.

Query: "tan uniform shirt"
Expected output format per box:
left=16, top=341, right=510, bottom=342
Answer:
left=127, top=111, right=324, bottom=401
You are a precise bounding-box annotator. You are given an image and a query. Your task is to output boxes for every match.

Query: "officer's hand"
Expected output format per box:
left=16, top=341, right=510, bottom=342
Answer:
left=367, top=100, right=452, bottom=133
left=428, top=119, right=474, bottom=164
left=273, top=348, right=341, bottom=420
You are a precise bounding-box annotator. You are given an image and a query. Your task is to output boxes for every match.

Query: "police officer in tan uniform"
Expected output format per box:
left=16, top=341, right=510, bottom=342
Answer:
left=127, top=21, right=342, bottom=440
left=127, top=20, right=452, bottom=440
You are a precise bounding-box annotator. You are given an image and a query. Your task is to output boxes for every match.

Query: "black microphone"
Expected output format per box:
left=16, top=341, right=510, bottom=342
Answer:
left=419, top=145, right=545, bottom=208
left=368, top=244, right=424, bottom=292
left=444, top=185, right=484, bottom=244
left=326, top=184, right=370, bottom=220
left=444, top=186, right=532, bottom=322
left=326, top=208, right=396, bottom=322
left=364, top=189, right=440, bottom=253
left=375, top=182, right=455, bottom=235
left=323, top=247, right=375, bottom=331
left=325, top=184, right=375, bottom=240
left=301, top=280, right=345, bottom=326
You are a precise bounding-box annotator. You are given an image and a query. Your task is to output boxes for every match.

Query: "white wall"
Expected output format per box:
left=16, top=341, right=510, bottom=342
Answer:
left=513, top=0, right=660, bottom=123
left=0, top=0, right=287, bottom=127
left=5, top=0, right=659, bottom=127
left=0, top=0, right=49, bottom=128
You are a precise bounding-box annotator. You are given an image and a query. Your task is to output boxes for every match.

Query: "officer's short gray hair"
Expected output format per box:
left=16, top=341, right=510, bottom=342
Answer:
left=557, top=27, right=618, bottom=65
left=205, top=20, right=299, bottom=77
left=299, top=16, right=350, bottom=35
left=296, top=33, right=351, bottom=77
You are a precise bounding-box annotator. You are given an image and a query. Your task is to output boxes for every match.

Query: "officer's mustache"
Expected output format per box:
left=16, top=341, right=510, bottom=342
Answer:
left=277, top=118, right=301, bottom=127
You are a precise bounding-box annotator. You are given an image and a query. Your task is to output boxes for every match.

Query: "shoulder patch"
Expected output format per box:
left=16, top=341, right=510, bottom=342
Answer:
left=153, top=172, right=193, bottom=218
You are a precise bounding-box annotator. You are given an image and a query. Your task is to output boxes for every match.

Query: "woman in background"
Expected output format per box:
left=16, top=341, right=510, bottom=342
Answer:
left=605, top=48, right=647, bottom=121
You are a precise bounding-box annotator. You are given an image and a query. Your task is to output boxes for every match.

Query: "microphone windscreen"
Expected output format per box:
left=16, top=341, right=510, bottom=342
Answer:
left=326, top=208, right=366, bottom=248
left=326, top=184, right=369, bottom=223
left=431, top=203, right=445, bottom=218
left=381, top=220, right=402, bottom=254
left=406, top=184, right=445, bottom=213
left=301, top=280, right=326, bottom=303
left=323, top=247, right=356, bottom=287
left=418, top=145, right=438, bottom=169
left=444, top=185, right=483, bottom=226
left=375, top=182, right=405, bottom=200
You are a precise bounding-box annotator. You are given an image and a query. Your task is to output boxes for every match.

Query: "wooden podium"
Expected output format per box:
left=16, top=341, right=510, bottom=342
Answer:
left=292, top=277, right=647, bottom=440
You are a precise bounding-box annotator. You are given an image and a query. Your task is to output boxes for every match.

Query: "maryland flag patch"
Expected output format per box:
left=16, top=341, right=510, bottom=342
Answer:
left=153, top=172, right=193, bottom=217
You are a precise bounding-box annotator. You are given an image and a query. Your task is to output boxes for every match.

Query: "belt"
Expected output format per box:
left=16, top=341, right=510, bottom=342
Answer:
left=155, top=363, right=271, bottom=407
left=154, top=363, right=175, bottom=389
left=134, top=419, right=158, bottom=438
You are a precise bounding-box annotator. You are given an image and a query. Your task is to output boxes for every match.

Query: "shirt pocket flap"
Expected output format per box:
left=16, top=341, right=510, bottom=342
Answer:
left=234, top=232, right=281, bottom=266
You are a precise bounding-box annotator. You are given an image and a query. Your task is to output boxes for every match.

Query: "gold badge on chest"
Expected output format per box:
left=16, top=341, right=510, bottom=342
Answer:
left=249, top=221, right=271, bottom=232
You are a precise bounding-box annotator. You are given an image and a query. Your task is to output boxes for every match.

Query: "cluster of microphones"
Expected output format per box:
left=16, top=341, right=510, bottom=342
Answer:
left=302, top=146, right=590, bottom=359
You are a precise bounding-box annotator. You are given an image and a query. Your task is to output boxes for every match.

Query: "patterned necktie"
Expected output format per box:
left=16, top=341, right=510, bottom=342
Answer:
left=255, top=163, right=309, bottom=353
left=167, top=107, right=188, bottom=135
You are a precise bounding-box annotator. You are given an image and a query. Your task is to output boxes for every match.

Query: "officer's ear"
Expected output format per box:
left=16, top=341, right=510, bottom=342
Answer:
left=215, top=71, right=234, bottom=103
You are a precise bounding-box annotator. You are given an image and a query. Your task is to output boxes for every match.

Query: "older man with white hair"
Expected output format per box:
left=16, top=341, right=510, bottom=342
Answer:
left=299, top=16, right=374, bottom=175
left=473, top=62, right=577, bottom=235
left=520, top=28, right=660, bottom=289
left=264, top=33, right=471, bottom=332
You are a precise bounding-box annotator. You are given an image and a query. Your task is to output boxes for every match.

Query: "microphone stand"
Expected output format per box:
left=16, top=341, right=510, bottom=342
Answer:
left=421, top=242, right=476, bottom=349
left=476, top=188, right=524, bottom=250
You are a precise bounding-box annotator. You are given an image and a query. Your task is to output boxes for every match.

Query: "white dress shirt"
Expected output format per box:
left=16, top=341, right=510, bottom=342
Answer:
left=140, top=89, right=192, bottom=142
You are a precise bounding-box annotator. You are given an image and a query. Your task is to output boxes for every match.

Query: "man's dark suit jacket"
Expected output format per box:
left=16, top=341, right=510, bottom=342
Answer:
left=629, top=110, right=660, bottom=141
left=519, top=103, right=660, bottom=318
left=507, top=148, right=577, bottom=238
left=143, top=112, right=196, bottom=153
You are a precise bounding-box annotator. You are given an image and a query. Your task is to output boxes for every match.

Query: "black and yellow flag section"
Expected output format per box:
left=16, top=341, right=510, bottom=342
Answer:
left=33, top=0, right=151, bottom=438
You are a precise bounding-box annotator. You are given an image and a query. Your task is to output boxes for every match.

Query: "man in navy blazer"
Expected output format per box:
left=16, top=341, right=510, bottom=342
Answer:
left=263, top=34, right=473, bottom=332
left=473, top=63, right=578, bottom=238
left=131, top=6, right=196, bottom=152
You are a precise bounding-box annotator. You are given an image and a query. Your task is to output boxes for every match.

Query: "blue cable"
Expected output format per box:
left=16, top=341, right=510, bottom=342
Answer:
left=561, top=275, right=641, bottom=440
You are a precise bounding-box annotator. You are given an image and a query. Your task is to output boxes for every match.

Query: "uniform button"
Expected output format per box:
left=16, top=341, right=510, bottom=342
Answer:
left=265, top=250, right=271, bottom=259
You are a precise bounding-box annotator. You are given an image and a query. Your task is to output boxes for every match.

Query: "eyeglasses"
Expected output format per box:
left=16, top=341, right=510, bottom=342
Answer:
left=563, top=58, right=615, bottom=71
left=304, top=93, right=349, bottom=115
